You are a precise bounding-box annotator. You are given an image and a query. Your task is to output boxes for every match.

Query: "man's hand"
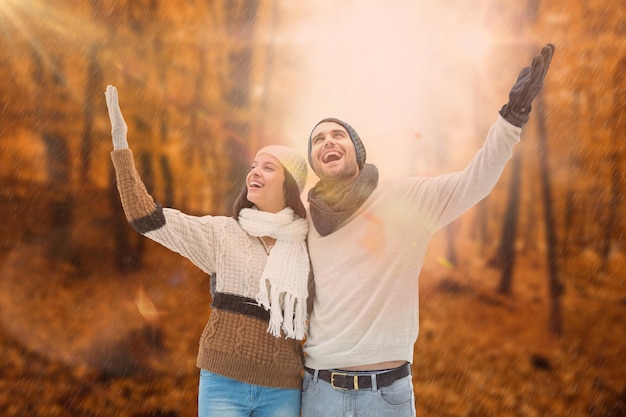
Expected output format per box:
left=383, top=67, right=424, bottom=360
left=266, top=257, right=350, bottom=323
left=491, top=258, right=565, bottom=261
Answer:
left=105, top=85, right=129, bottom=150
left=499, top=44, right=555, bottom=128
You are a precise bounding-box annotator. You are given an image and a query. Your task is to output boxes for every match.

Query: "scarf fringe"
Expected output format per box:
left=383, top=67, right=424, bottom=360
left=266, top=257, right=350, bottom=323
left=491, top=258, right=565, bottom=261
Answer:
left=256, top=285, right=270, bottom=310
left=259, top=285, right=308, bottom=340
left=282, top=294, right=295, bottom=337
left=293, top=300, right=307, bottom=340
left=266, top=288, right=284, bottom=338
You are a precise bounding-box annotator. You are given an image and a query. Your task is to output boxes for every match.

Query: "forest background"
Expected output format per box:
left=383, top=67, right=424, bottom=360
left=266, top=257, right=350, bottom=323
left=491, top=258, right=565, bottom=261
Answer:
left=0, top=0, right=624, bottom=416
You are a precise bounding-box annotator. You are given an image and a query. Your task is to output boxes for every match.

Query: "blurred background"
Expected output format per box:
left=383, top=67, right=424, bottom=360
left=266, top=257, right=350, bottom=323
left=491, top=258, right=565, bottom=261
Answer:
left=0, top=0, right=624, bottom=416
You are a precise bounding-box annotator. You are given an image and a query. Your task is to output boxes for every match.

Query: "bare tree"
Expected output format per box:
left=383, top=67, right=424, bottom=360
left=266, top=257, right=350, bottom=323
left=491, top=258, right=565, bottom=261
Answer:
left=601, top=58, right=626, bottom=268
left=493, top=150, right=522, bottom=295
left=81, top=45, right=103, bottom=181
left=31, top=48, right=77, bottom=266
left=536, top=93, right=563, bottom=336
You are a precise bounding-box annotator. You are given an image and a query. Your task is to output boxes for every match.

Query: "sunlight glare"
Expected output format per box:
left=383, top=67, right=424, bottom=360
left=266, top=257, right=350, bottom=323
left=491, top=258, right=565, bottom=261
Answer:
left=277, top=1, right=500, bottom=179
left=0, top=0, right=107, bottom=103
left=458, top=26, right=493, bottom=65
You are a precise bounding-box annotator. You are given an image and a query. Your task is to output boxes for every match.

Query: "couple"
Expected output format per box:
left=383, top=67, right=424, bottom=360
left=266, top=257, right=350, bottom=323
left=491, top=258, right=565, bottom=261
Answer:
left=106, top=44, right=554, bottom=417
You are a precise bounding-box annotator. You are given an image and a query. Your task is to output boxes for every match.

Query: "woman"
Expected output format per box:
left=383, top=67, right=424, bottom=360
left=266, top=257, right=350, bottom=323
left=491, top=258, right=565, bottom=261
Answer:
left=105, top=85, right=310, bottom=417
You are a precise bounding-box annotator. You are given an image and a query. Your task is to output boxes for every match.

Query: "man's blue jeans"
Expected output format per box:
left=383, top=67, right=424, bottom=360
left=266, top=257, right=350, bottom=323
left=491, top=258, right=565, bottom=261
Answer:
left=301, top=369, right=416, bottom=417
left=198, top=369, right=301, bottom=417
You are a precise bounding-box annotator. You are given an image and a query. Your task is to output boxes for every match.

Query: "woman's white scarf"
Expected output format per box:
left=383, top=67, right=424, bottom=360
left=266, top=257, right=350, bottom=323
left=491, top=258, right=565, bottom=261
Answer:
left=238, top=207, right=310, bottom=340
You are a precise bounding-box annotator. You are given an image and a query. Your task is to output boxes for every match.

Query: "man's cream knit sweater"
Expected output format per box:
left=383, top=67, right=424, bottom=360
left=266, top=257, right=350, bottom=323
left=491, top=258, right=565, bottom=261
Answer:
left=304, top=115, right=521, bottom=370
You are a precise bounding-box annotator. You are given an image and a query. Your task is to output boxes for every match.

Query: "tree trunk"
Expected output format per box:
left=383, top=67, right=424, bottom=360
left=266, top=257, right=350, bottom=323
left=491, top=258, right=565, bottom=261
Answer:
left=160, top=155, right=175, bottom=208
left=536, top=94, right=563, bottom=336
left=31, top=48, right=77, bottom=265
left=109, top=165, right=144, bottom=273
left=445, top=220, right=459, bottom=268
left=81, top=45, right=103, bottom=181
left=472, top=199, right=490, bottom=254
left=601, top=58, right=626, bottom=267
left=494, top=151, right=522, bottom=295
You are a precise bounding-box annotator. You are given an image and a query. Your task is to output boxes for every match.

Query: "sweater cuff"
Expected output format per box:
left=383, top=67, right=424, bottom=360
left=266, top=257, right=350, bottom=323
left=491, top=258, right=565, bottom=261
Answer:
left=110, top=148, right=161, bottom=224
left=496, top=114, right=523, bottom=135
left=110, top=148, right=135, bottom=175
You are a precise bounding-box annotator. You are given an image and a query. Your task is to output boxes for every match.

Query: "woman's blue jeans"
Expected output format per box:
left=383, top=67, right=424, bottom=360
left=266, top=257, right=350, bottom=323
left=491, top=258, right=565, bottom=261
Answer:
left=198, top=369, right=301, bottom=417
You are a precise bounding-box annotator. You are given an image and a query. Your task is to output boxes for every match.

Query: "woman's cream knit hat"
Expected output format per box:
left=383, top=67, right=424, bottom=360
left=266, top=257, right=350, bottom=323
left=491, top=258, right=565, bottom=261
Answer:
left=255, top=145, right=308, bottom=193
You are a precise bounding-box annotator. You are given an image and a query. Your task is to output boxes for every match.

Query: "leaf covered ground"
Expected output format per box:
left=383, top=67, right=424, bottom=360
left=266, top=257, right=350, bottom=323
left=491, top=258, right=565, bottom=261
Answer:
left=0, top=234, right=624, bottom=417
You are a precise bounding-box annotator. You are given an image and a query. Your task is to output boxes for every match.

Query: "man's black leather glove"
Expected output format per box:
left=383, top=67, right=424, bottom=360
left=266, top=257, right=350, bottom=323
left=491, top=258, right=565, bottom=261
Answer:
left=499, top=44, right=555, bottom=128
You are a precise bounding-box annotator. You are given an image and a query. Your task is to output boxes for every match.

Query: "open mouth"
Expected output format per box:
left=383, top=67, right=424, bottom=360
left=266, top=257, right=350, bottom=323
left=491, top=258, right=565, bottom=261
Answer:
left=249, top=181, right=263, bottom=189
left=322, top=151, right=342, bottom=163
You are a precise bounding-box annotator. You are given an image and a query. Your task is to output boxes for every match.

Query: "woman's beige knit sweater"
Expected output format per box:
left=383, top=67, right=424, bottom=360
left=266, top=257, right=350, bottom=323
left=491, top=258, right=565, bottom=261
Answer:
left=111, top=149, right=303, bottom=389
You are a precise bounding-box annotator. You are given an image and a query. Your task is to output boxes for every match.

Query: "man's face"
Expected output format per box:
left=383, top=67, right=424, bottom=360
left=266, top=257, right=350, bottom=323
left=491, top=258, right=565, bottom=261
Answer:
left=310, top=122, right=359, bottom=185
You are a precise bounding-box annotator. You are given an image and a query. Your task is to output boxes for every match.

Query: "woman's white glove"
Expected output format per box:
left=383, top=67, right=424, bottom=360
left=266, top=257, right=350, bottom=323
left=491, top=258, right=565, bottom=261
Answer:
left=105, top=85, right=129, bottom=150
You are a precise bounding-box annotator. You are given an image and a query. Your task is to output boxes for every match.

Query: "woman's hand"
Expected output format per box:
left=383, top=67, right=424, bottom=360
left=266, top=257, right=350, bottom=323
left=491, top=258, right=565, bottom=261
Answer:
left=105, top=85, right=129, bottom=150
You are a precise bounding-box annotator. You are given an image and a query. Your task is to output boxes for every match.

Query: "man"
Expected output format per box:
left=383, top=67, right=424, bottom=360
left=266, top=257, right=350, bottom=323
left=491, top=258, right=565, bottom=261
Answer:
left=301, top=44, right=555, bottom=417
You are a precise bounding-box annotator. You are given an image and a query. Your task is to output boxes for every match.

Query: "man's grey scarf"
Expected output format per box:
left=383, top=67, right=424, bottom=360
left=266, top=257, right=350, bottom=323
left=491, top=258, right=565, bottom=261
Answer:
left=308, top=164, right=379, bottom=236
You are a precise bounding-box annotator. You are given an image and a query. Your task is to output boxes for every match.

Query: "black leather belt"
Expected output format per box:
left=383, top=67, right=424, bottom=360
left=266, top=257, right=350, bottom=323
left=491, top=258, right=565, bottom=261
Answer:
left=305, top=362, right=411, bottom=390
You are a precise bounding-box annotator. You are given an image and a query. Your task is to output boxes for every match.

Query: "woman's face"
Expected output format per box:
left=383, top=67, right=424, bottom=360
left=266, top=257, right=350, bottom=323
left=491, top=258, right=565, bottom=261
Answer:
left=246, top=153, right=287, bottom=213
